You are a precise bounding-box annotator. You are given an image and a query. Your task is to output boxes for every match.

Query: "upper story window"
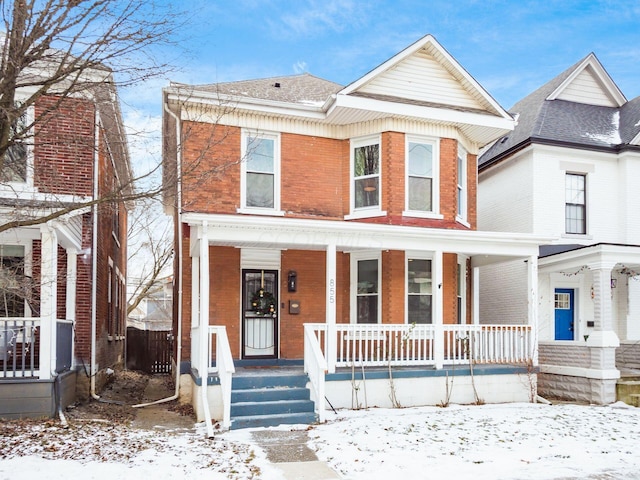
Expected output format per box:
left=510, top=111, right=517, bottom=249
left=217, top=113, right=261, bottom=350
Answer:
left=405, top=136, right=440, bottom=217
left=1, top=105, right=32, bottom=185
left=565, top=173, right=586, bottom=234
left=352, top=136, right=381, bottom=213
left=407, top=257, right=432, bottom=324
left=240, top=130, right=281, bottom=214
left=351, top=253, right=380, bottom=324
left=456, top=144, right=467, bottom=223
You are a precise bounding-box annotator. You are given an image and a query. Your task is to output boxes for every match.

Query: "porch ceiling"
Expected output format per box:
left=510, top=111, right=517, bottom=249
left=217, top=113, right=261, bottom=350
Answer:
left=184, top=213, right=552, bottom=264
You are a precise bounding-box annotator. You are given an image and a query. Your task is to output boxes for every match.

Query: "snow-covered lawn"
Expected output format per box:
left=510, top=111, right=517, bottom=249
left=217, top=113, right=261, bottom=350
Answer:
left=1, top=402, right=639, bottom=479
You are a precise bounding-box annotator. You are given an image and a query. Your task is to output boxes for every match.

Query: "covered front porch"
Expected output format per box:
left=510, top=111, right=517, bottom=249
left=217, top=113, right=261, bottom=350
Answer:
left=181, top=213, right=548, bottom=431
left=537, top=243, right=640, bottom=404
left=0, top=215, right=83, bottom=418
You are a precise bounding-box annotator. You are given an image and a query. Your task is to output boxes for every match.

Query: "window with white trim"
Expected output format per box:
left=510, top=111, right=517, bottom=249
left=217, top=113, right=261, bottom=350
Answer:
left=565, top=173, right=586, bottom=234
left=1, top=104, right=33, bottom=184
left=456, top=144, right=467, bottom=222
left=407, top=257, right=432, bottom=324
left=352, top=136, right=381, bottom=212
left=406, top=136, right=439, bottom=215
left=241, top=130, right=280, bottom=212
left=351, top=253, right=380, bottom=324
left=456, top=258, right=466, bottom=324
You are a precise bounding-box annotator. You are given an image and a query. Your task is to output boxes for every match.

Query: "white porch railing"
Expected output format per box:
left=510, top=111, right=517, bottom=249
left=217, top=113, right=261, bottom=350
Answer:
left=306, top=323, right=534, bottom=369
left=304, top=324, right=327, bottom=423
left=208, top=326, right=235, bottom=429
left=1, top=317, right=75, bottom=380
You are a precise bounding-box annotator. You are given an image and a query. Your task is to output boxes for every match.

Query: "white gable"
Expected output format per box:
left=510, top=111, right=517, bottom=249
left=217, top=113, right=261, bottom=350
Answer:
left=358, top=47, right=484, bottom=111
left=547, top=54, right=626, bottom=107
left=556, top=66, right=618, bottom=107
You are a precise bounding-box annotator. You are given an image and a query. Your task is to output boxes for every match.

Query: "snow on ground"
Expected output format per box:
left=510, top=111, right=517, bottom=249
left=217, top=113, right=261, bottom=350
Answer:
left=2, top=402, right=640, bottom=479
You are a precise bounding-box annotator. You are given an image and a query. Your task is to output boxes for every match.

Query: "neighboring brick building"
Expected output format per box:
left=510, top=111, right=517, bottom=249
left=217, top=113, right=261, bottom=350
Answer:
left=163, top=35, right=549, bottom=429
left=0, top=72, right=131, bottom=418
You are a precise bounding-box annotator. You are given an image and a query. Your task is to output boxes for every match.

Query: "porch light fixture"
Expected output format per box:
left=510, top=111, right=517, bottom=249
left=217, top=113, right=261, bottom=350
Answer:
left=611, top=278, right=617, bottom=288
left=288, top=270, right=297, bottom=292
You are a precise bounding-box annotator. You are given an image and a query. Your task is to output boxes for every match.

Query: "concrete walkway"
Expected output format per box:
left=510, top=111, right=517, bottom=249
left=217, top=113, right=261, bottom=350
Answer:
left=251, top=430, right=342, bottom=479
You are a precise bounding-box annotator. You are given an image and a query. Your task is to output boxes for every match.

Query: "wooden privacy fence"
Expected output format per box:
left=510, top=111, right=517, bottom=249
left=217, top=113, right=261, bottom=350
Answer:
left=126, top=327, right=173, bottom=374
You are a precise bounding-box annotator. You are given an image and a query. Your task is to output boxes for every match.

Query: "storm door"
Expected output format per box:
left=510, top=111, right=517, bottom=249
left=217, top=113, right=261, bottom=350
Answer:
left=242, top=269, right=278, bottom=359
left=554, top=288, right=575, bottom=341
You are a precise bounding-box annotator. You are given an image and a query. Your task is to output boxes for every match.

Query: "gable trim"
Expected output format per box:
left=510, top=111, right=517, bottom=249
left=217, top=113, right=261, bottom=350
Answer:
left=339, top=34, right=512, bottom=121
left=546, top=53, right=626, bottom=107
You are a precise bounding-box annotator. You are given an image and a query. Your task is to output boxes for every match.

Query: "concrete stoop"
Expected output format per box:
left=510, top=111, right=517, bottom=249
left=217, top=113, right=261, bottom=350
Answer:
left=616, top=371, right=640, bottom=407
left=230, top=369, right=317, bottom=429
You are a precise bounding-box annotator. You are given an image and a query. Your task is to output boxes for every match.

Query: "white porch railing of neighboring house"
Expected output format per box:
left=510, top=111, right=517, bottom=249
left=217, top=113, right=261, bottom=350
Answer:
left=0, top=317, right=74, bottom=379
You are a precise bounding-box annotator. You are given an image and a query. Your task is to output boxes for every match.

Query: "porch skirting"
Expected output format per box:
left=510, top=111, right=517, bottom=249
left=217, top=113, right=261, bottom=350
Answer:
left=184, top=365, right=536, bottom=423
left=537, top=372, right=617, bottom=405
left=0, top=370, right=76, bottom=420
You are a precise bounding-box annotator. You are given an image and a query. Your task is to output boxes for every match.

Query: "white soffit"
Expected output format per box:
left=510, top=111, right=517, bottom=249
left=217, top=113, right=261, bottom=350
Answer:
left=547, top=54, right=626, bottom=107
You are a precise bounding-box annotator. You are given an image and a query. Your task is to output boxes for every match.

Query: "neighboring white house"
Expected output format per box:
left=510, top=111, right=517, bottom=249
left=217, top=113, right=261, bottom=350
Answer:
left=478, top=53, right=640, bottom=404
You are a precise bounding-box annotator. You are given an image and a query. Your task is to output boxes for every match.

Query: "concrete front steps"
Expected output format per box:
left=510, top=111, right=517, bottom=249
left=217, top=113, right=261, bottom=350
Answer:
left=230, top=368, right=317, bottom=430
left=616, top=370, right=640, bottom=407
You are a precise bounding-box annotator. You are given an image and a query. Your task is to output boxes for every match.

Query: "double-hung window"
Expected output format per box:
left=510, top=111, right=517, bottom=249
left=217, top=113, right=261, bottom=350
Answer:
left=351, top=136, right=381, bottom=215
left=352, top=254, right=380, bottom=324
left=240, top=130, right=281, bottom=214
left=0, top=245, right=26, bottom=317
left=565, top=173, right=586, bottom=234
left=456, top=144, right=467, bottom=223
left=407, top=257, right=432, bottom=324
left=405, top=136, right=440, bottom=217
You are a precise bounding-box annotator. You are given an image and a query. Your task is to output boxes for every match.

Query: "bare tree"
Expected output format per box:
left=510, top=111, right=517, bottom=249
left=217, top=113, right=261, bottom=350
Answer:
left=126, top=196, right=172, bottom=317
left=0, top=0, right=183, bottom=233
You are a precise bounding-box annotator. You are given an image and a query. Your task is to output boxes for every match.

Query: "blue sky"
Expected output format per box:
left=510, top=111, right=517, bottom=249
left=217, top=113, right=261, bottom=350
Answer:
left=121, top=0, right=640, bottom=175
left=151, top=0, right=640, bottom=110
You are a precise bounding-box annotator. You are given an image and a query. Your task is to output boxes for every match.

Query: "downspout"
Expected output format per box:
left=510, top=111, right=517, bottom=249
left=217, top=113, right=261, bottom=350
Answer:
left=90, top=110, right=100, bottom=400
left=134, top=98, right=183, bottom=408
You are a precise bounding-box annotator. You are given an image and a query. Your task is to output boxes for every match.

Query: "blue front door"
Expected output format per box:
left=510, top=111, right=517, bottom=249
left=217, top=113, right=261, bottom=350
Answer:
left=554, top=288, right=575, bottom=341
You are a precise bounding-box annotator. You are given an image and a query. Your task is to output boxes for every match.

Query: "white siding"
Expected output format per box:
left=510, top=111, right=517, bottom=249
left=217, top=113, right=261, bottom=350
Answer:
left=479, top=259, right=529, bottom=325
left=359, top=50, right=484, bottom=111
left=478, top=150, right=534, bottom=233
left=556, top=67, right=618, bottom=107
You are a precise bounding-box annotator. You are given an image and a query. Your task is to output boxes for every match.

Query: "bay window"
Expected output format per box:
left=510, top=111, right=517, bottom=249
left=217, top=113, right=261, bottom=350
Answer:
left=407, top=257, right=432, bottom=324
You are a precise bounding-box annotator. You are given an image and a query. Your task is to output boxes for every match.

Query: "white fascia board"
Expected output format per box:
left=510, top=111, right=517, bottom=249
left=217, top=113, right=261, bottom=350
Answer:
left=328, top=94, right=515, bottom=132
left=547, top=53, right=627, bottom=106
left=165, top=88, right=327, bottom=121
left=538, top=243, right=640, bottom=273
left=182, top=213, right=551, bottom=258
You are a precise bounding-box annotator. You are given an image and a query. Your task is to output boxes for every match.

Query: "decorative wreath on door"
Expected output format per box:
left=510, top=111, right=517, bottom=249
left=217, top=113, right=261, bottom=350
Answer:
left=251, top=288, right=277, bottom=316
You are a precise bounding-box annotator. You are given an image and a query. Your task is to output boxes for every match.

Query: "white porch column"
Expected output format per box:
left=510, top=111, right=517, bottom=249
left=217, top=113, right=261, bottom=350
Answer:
left=472, top=266, right=480, bottom=325
left=199, top=223, right=210, bottom=376
left=191, top=248, right=200, bottom=364
left=325, top=242, right=337, bottom=373
left=527, top=255, right=539, bottom=366
left=433, top=250, right=444, bottom=369
left=626, top=279, right=640, bottom=340
left=39, top=226, right=58, bottom=380
left=66, top=249, right=77, bottom=368
left=586, top=261, right=620, bottom=404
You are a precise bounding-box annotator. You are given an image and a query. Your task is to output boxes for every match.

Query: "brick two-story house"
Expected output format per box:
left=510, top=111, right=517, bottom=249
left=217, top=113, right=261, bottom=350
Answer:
left=163, top=35, right=550, bottom=431
left=478, top=53, right=640, bottom=405
left=0, top=71, right=131, bottom=418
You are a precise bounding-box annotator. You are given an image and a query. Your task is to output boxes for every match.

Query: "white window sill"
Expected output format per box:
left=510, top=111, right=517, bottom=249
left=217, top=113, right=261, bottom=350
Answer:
left=402, top=211, right=444, bottom=220
left=455, top=216, right=471, bottom=228
left=345, top=210, right=387, bottom=220
left=237, top=208, right=285, bottom=217
left=561, top=233, right=593, bottom=241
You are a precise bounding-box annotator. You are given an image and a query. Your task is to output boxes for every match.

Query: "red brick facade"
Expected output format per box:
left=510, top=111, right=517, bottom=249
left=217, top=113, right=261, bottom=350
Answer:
left=178, top=125, right=476, bottom=360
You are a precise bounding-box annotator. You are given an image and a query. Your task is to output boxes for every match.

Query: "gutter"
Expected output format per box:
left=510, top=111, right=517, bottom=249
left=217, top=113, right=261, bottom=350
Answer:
left=133, top=98, right=183, bottom=409
left=90, top=108, right=100, bottom=401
